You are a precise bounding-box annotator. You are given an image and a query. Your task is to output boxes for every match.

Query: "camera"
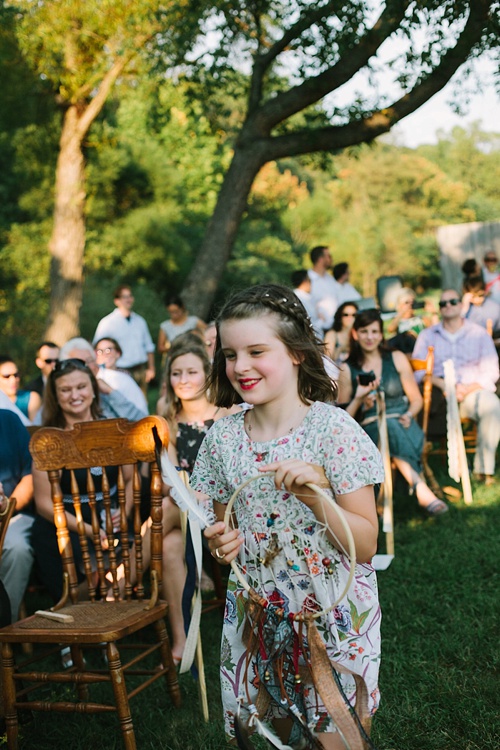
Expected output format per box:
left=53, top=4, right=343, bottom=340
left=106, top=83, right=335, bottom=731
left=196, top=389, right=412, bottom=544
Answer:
left=358, top=370, right=376, bottom=386
left=413, top=300, right=425, bottom=310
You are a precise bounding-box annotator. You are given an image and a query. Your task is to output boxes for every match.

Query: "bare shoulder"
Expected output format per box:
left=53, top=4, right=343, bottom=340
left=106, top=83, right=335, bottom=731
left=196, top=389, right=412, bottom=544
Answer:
left=392, top=349, right=412, bottom=373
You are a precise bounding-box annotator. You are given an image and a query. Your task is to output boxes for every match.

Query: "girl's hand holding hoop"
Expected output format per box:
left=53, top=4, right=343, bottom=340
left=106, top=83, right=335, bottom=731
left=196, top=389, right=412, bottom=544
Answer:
left=204, top=520, right=243, bottom=565
left=258, top=459, right=330, bottom=508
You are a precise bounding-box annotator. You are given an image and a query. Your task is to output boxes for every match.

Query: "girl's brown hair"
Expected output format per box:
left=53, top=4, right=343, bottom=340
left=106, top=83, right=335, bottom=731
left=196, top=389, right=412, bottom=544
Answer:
left=208, top=283, right=337, bottom=407
left=42, top=359, right=102, bottom=427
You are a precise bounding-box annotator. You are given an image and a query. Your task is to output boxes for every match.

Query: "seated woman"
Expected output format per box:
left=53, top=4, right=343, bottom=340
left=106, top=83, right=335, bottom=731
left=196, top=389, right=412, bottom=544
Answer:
left=386, top=288, right=426, bottom=355
left=31, top=359, right=132, bottom=606
left=323, top=301, right=358, bottom=364
left=0, top=356, right=41, bottom=422
left=337, top=309, right=448, bottom=515
left=156, top=335, right=240, bottom=637
left=157, top=294, right=206, bottom=356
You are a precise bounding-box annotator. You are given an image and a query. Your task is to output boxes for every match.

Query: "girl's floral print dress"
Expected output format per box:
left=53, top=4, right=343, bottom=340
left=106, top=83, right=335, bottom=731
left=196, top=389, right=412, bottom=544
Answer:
left=191, top=401, right=384, bottom=738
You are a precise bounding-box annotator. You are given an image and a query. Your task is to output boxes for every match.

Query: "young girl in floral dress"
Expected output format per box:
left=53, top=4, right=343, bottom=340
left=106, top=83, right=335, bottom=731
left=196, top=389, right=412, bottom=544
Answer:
left=191, top=284, right=384, bottom=749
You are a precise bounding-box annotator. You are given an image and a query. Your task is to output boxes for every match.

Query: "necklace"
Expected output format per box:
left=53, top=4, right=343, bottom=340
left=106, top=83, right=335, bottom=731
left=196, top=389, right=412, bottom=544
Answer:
left=245, top=407, right=307, bottom=462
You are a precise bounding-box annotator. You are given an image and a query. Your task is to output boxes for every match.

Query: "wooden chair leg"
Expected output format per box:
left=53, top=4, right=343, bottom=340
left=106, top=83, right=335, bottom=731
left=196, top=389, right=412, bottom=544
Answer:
left=70, top=644, right=89, bottom=701
left=17, top=600, right=33, bottom=655
left=107, top=641, right=136, bottom=750
left=154, top=619, right=182, bottom=707
left=2, top=643, right=19, bottom=750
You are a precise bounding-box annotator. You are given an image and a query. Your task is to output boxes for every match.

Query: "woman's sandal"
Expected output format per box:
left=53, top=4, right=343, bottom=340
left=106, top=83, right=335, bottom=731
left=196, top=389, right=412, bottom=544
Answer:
left=424, top=499, right=449, bottom=516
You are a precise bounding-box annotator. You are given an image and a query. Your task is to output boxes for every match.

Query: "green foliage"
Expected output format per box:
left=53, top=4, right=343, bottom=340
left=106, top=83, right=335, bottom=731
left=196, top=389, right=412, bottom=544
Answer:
left=287, top=142, right=476, bottom=291
left=417, top=123, right=500, bottom=222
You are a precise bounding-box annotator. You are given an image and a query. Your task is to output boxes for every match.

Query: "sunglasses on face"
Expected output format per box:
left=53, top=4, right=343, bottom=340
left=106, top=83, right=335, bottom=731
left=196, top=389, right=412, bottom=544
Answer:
left=485, top=257, right=497, bottom=263
left=43, top=358, right=59, bottom=365
left=54, top=358, right=93, bottom=373
left=341, top=312, right=356, bottom=317
left=438, top=298, right=460, bottom=308
left=1, top=372, right=20, bottom=379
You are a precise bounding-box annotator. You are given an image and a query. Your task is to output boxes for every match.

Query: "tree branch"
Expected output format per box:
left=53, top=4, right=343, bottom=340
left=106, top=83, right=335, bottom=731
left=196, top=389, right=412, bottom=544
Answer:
left=253, top=0, right=492, bottom=160
left=74, top=55, right=131, bottom=139
left=246, top=0, right=410, bottom=133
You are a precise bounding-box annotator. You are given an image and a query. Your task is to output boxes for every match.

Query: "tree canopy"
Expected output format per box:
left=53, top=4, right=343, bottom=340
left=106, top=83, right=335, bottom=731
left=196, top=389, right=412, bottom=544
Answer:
left=179, top=0, right=500, bottom=314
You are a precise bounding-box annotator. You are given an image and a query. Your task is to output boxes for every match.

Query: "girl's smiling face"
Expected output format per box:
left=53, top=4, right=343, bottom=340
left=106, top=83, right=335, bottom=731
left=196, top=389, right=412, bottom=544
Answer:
left=169, top=353, right=206, bottom=402
left=219, top=314, right=300, bottom=406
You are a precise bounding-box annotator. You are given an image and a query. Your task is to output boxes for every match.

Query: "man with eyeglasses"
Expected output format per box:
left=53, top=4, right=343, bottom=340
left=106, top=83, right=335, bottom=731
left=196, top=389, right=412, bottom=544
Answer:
left=412, top=289, right=500, bottom=485
left=26, top=341, right=60, bottom=398
left=92, top=285, right=155, bottom=393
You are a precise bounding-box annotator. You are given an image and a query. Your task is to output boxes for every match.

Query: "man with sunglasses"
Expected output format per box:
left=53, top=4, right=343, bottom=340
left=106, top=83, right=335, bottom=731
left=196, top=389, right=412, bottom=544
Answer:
left=412, top=289, right=500, bottom=485
left=26, top=341, right=60, bottom=398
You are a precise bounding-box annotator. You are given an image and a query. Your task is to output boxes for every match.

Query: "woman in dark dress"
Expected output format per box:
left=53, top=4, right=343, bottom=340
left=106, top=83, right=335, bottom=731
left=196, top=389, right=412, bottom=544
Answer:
left=337, top=309, right=448, bottom=515
left=31, top=359, right=131, bottom=603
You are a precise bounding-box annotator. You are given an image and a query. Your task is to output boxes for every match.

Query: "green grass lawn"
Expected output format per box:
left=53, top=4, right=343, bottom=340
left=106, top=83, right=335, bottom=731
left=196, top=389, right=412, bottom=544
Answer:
left=5, top=463, right=499, bottom=750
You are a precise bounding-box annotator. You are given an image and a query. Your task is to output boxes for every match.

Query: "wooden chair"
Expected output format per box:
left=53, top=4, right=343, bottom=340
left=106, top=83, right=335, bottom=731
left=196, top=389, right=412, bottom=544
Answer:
left=410, top=347, right=473, bottom=501
left=0, top=416, right=181, bottom=750
left=0, top=496, right=16, bottom=564
left=409, top=345, right=444, bottom=496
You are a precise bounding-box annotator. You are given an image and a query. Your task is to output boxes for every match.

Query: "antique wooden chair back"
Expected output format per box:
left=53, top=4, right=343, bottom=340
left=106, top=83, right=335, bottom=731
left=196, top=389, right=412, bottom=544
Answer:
left=0, top=416, right=181, bottom=750
left=31, top=417, right=165, bottom=608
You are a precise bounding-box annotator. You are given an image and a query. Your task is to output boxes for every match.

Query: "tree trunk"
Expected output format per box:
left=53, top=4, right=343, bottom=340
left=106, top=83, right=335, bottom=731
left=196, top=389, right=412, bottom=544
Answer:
left=44, top=106, right=86, bottom=344
left=181, top=142, right=268, bottom=318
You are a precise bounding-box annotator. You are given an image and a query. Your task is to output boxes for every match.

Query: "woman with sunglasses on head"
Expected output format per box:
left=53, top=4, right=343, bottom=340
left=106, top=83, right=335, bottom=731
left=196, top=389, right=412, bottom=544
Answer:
left=337, top=309, right=448, bottom=515
left=0, top=356, right=41, bottom=422
left=31, top=359, right=133, bottom=619
left=323, top=301, right=358, bottom=364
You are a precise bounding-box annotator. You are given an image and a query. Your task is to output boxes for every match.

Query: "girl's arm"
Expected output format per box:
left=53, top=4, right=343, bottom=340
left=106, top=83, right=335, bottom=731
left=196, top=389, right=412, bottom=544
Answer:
left=261, top=459, right=378, bottom=563
left=392, top=349, right=423, bottom=427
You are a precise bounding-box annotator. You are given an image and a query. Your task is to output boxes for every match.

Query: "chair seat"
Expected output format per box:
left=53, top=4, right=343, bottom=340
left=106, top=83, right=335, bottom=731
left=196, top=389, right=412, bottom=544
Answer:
left=0, top=600, right=169, bottom=644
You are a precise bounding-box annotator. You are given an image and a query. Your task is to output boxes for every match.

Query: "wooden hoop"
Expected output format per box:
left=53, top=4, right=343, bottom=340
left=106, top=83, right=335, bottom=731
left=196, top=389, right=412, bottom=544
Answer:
left=224, top=472, right=357, bottom=620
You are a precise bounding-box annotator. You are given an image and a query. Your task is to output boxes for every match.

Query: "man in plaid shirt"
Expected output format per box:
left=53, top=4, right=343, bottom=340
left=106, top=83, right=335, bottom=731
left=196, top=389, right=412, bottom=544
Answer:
left=412, top=289, right=500, bottom=485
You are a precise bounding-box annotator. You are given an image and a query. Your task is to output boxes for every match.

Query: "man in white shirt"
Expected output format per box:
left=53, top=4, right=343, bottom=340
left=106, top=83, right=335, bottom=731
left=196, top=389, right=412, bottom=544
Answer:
left=291, top=270, right=324, bottom=338
left=332, top=262, right=362, bottom=305
left=307, top=246, right=339, bottom=332
left=92, top=285, right=155, bottom=392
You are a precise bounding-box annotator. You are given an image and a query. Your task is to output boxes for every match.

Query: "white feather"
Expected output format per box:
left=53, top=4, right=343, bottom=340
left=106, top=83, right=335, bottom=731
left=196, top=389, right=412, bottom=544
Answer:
left=158, top=448, right=216, bottom=528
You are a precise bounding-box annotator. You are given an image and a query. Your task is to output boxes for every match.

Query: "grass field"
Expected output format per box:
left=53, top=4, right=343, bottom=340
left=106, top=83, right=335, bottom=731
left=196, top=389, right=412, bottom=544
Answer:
left=4, top=462, right=499, bottom=750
